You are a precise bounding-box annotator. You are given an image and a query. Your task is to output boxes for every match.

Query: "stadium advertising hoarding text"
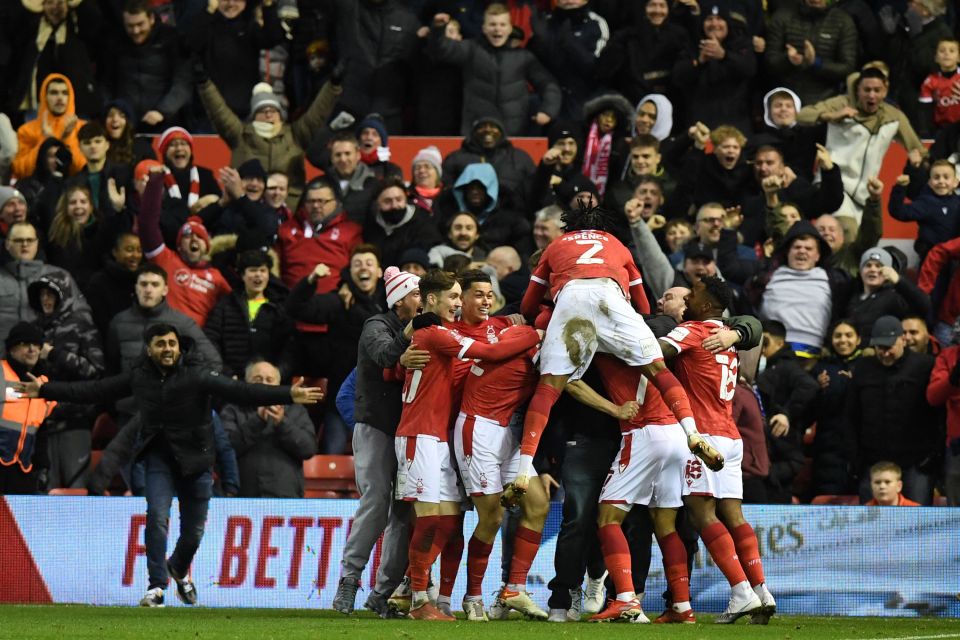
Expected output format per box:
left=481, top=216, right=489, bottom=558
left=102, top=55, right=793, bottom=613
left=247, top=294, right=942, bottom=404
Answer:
left=1, top=496, right=957, bottom=617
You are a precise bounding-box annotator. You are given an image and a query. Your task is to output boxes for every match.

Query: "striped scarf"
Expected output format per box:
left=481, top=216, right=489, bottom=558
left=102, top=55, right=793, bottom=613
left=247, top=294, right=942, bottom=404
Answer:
left=581, top=121, right=612, bottom=198
left=164, top=166, right=199, bottom=207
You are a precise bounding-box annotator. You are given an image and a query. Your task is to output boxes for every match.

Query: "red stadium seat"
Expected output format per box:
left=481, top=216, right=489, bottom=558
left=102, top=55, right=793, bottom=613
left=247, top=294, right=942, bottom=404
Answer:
left=48, top=488, right=88, bottom=496
left=811, top=494, right=860, bottom=505
left=303, top=455, right=357, bottom=498
left=91, top=412, right=118, bottom=450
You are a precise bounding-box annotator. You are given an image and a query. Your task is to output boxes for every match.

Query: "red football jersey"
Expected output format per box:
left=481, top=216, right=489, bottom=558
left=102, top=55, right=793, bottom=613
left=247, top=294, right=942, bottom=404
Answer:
left=530, top=230, right=643, bottom=301
left=447, top=316, right=515, bottom=394
left=461, top=326, right=539, bottom=426
left=661, top=319, right=740, bottom=439
left=396, top=324, right=540, bottom=440
left=149, top=246, right=231, bottom=327
left=920, top=72, right=960, bottom=128
left=594, top=355, right=676, bottom=432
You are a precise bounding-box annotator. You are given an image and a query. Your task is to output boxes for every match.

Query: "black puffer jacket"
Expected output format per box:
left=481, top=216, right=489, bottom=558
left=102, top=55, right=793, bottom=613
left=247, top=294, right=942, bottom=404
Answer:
left=428, top=25, right=562, bottom=136
left=186, top=3, right=285, bottom=119
left=594, top=18, right=689, bottom=106
left=845, top=350, right=938, bottom=472
left=328, top=0, right=420, bottom=127
left=757, top=346, right=819, bottom=502
left=83, top=260, right=137, bottom=339
left=221, top=403, right=316, bottom=498
left=363, top=206, right=443, bottom=268
left=441, top=117, right=536, bottom=209
left=40, top=344, right=294, bottom=476
left=203, top=289, right=296, bottom=379
left=845, top=279, right=931, bottom=339
left=765, top=2, right=858, bottom=105
left=101, top=22, right=192, bottom=124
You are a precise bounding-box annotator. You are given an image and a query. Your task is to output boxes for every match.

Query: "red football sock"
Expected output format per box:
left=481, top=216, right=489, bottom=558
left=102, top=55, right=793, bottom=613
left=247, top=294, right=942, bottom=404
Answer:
left=407, top=515, right=439, bottom=592
left=730, top=523, right=765, bottom=587
left=466, top=535, right=494, bottom=597
left=651, top=368, right=694, bottom=424
left=597, top=523, right=633, bottom=597
left=701, top=521, right=747, bottom=586
left=519, top=384, right=561, bottom=456
left=508, top=526, right=542, bottom=587
left=439, top=524, right=464, bottom=597
left=657, top=532, right=690, bottom=603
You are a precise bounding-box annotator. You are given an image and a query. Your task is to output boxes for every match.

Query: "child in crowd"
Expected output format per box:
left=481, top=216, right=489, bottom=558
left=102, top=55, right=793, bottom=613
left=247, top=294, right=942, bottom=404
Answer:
left=890, top=159, right=960, bottom=261
left=919, top=39, right=960, bottom=137
left=864, top=462, right=920, bottom=506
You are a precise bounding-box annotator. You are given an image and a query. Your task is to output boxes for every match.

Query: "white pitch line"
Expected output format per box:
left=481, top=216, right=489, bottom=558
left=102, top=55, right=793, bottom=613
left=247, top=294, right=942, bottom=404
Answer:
left=840, top=634, right=960, bottom=640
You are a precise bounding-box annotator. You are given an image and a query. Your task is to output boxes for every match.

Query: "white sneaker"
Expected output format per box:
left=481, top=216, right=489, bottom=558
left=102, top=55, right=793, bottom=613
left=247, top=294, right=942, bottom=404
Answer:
left=567, top=587, right=583, bottom=621
left=715, top=591, right=763, bottom=624
left=583, top=571, right=607, bottom=614
left=463, top=597, right=489, bottom=622
left=139, top=587, right=165, bottom=608
left=427, top=574, right=440, bottom=605
left=749, top=584, right=776, bottom=625
left=630, top=609, right=651, bottom=623
left=488, top=586, right=510, bottom=620
left=548, top=608, right=569, bottom=622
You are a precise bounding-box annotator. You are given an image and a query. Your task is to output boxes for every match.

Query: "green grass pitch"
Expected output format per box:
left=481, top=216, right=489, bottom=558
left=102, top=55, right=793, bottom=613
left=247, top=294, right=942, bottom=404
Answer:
left=4, top=606, right=960, bottom=640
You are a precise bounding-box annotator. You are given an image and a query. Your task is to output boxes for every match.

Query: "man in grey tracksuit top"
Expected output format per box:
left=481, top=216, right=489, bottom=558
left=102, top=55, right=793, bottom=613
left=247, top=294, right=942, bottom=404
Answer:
left=332, top=267, right=422, bottom=615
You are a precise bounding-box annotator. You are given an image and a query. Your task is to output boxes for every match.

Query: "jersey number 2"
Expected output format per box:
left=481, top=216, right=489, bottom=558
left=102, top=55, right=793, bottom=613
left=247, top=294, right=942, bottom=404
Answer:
left=575, top=240, right=604, bottom=264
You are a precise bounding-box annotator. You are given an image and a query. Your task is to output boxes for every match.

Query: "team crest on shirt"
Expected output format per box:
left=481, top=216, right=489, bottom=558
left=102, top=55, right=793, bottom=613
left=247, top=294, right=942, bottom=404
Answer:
left=415, top=478, right=424, bottom=494
left=685, top=459, right=703, bottom=486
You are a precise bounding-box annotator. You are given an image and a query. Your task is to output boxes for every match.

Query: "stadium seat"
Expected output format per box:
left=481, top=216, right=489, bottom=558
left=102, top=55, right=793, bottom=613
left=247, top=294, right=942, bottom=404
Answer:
left=48, top=488, right=88, bottom=496
left=811, top=494, right=860, bottom=505
left=303, top=455, right=357, bottom=498
left=91, top=412, right=118, bottom=450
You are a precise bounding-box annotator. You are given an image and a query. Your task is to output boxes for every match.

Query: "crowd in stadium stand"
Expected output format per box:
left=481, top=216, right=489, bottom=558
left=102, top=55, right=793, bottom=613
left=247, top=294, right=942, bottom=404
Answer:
left=0, top=0, right=959, bottom=509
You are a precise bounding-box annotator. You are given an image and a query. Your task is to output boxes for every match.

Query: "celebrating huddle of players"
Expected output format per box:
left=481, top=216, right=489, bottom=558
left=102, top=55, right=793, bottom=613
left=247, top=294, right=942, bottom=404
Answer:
left=389, top=205, right=776, bottom=623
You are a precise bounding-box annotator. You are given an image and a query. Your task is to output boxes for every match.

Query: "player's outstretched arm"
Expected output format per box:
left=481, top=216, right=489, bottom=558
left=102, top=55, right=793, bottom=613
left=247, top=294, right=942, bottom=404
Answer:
left=519, top=278, right=548, bottom=321
left=462, top=326, right=542, bottom=363
left=566, top=380, right=639, bottom=421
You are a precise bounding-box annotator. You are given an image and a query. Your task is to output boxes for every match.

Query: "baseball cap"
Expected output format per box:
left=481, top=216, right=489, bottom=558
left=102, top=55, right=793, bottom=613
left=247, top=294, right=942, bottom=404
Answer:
left=684, top=241, right=714, bottom=262
left=870, top=315, right=903, bottom=348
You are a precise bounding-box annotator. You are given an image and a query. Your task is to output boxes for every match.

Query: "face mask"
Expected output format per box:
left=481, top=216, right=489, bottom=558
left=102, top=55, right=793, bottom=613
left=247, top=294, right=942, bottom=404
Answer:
left=253, top=121, right=279, bottom=139
left=381, top=207, right=407, bottom=224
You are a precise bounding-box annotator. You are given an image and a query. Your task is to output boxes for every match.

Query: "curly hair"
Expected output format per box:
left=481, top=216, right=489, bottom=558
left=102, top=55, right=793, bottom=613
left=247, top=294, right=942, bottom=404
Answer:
left=560, top=201, right=615, bottom=233
left=700, top=275, right=733, bottom=313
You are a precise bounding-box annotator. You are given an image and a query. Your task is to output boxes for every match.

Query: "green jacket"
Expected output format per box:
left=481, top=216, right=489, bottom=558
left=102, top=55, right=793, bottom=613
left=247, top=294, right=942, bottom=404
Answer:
left=198, top=80, right=340, bottom=207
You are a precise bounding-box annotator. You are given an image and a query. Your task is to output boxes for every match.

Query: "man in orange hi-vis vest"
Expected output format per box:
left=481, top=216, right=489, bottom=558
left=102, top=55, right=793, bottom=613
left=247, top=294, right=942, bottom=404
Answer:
left=0, top=322, right=57, bottom=494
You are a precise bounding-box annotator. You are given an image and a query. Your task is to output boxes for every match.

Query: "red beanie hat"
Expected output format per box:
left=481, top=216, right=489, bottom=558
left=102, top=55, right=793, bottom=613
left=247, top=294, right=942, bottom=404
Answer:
left=176, top=216, right=211, bottom=249
left=158, top=126, right=193, bottom=159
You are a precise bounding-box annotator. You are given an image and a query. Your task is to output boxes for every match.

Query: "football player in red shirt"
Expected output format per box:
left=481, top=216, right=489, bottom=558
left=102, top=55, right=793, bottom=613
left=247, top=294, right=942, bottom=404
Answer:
left=659, top=276, right=775, bottom=625
left=515, top=205, right=722, bottom=496
left=395, top=269, right=541, bottom=621
left=448, top=274, right=549, bottom=620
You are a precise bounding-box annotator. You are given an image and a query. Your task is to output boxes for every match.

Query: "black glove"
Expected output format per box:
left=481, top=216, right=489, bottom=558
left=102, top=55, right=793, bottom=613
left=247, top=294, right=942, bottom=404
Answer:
left=412, top=312, right=443, bottom=330
left=950, top=358, right=960, bottom=386
left=192, top=55, right=209, bottom=85
left=330, top=58, right=346, bottom=87
left=53, top=144, right=73, bottom=175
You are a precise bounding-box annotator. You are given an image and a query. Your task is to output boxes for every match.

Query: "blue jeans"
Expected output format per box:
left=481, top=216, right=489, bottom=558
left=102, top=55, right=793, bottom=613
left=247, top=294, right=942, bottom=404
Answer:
left=320, top=408, right=350, bottom=454
left=547, top=437, right=619, bottom=609
left=144, top=449, right=213, bottom=590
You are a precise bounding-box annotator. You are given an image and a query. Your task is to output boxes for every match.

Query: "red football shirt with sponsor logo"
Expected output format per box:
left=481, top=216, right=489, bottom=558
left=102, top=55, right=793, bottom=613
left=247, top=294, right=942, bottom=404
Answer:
left=396, top=324, right=540, bottom=440
left=530, top=229, right=644, bottom=302
left=150, top=246, right=231, bottom=327
left=461, top=326, right=539, bottom=427
left=447, top=316, right=515, bottom=394
left=919, top=72, right=960, bottom=128
left=593, top=354, right=676, bottom=432
left=661, top=319, right=740, bottom=439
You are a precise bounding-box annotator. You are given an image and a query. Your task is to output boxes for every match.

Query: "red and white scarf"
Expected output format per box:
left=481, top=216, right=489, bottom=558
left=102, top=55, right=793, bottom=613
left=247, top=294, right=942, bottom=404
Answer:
left=164, top=166, right=200, bottom=207
left=581, top=121, right=613, bottom=198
